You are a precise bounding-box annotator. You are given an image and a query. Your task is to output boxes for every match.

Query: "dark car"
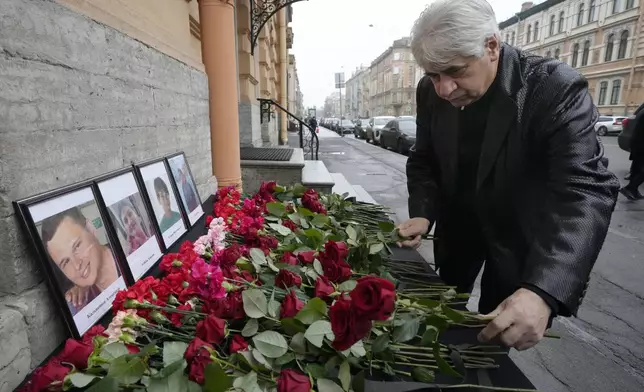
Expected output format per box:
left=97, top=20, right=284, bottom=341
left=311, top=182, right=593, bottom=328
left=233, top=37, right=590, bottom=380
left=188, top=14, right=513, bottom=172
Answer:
left=338, top=119, right=355, bottom=135
left=353, top=118, right=369, bottom=139
left=618, top=102, right=644, bottom=152
left=379, top=118, right=416, bottom=154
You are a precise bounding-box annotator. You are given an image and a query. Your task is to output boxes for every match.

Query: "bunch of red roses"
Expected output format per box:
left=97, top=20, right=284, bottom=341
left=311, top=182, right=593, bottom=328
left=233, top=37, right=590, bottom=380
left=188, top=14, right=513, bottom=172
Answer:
left=329, top=276, right=396, bottom=351
left=301, top=188, right=327, bottom=214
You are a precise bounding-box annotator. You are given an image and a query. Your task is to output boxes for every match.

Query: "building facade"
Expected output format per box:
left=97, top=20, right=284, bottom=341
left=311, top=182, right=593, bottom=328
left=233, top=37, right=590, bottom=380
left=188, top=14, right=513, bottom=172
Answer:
left=288, top=54, right=305, bottom=118
left=499, top=0, right=644, bottom=115
left=323, top=91, right=346, bottom=118
left=345, top=66, right=371, bottom=119
left=0, top=0, right=293, bottom=390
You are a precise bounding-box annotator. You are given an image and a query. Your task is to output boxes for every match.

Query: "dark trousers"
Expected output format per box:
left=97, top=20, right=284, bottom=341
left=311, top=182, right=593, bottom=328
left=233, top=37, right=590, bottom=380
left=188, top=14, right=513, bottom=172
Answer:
left=626, top=158, right=644, bottom=191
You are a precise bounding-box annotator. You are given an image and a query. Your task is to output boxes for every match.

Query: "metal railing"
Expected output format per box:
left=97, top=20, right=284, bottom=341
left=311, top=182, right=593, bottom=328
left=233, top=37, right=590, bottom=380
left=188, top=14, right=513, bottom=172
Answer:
left=258, top=98, right=319, bottom=160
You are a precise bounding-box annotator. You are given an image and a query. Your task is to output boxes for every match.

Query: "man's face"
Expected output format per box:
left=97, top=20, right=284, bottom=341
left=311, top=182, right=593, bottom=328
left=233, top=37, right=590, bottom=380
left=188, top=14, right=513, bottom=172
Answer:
left=425, top=38, right=500, bottom=107
left=46, top=217, right=102, bottom=287
left=157, top=190, right=171, bottom=212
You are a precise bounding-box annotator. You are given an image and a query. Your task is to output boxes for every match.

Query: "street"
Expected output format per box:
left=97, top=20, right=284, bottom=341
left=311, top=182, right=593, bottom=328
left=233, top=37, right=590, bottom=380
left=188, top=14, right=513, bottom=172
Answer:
left=313, top=127, right=644, bottom=392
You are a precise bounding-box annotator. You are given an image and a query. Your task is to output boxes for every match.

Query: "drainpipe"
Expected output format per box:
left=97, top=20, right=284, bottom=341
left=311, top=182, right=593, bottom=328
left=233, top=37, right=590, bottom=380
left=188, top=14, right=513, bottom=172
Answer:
left=279, top=9, right=288, bottom=145
left=626, top=2, right=643, bottom=114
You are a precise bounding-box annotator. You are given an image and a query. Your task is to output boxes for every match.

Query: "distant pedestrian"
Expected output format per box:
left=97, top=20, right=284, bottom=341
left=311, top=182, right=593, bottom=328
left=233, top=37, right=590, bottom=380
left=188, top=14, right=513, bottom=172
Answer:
left=398, top=0, right=619, bottom=351
left=620, top=110, right=644, bottom=199
left=308, top=116, right=317, bottom=131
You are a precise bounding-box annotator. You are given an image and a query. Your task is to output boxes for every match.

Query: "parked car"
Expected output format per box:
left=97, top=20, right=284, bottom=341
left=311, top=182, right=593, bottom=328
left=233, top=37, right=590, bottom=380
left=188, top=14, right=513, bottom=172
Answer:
left=338, top=119, right=355, bottom=135
left=353, top=118, right=370, bottom=139
left=379, top=118, right=417, bottom=154
left=595, top=116, right=626, bottom=136
left=618, top=102, right=644, bottom=152
left=365, top=116, right=395, bottom=144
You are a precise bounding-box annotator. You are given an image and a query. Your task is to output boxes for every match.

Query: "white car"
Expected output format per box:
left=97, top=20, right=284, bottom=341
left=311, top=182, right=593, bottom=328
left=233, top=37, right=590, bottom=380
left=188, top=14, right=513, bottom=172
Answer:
left=595, top=116, right=626, bottom=136
left=366, top=116, right=395, bottom=144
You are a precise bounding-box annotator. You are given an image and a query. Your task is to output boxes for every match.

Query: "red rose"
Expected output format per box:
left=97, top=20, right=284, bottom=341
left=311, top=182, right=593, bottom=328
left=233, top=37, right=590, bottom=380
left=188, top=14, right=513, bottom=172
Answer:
left=205, top=215, right=214, bottom=227
left=350, top=276, right=396, bottom=321
left=314, top=276, right=335, bottom=301
left=170, top=304, right=192, bottom=327
left=81, top=325, right=106, bottom=345
left=277, top=369, right=311, bottom=392
left=196, top=315, right=227, bottom=344
left=280, top=290, right=304, bottom=319
left=57, top=339, right=94, bottom=369
left=324, top=241, right=349, bottom=262
left=280, top=252, right=298, bottom=265
left=321, top=257, right=352, bottom=283
left=188, top=356, right=211, bottom=384
left=126, top=344, right=140, bottom=354
left=229, top=335, right=249, bottom=353
left=21, top=361, right=71, bottom=392
left=282, top=219, right=298, bottom=231
left=220, top=244, right=245, bottom=268
left=275, top=269, right=302, bottom=289
left=329, top=296, right=372, bottom=351
left=297, top=251, right=316, bottom=264
left=259, top=235, right=279, bottom=250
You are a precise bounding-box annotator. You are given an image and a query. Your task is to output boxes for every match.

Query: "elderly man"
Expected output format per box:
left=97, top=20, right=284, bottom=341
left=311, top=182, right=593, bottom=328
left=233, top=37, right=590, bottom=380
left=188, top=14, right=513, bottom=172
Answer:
left=398, top=0, right=619, bottom=350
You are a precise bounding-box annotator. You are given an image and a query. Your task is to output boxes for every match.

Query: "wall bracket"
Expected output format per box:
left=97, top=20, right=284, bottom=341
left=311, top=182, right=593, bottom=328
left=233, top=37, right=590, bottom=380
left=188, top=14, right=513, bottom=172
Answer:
left=250, top=0, right=306, bottom=56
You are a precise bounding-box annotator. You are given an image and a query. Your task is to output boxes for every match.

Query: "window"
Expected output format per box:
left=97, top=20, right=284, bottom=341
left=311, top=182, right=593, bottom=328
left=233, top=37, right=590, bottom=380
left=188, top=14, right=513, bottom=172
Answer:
left=588, top=0, right=596, bottom=22
left=546, top=50, right=552, bottom=57
left=610, top=79, right=622, bottom=104
left=526, top=25, right=532, bottom=43
left=605, top=34, right=615, bottom=61
left=534, top=21, right=539, bottom=41
left=598, top=81, right=608, bottom=105
left=612, top=0, right=619, bottom=14
left=505, top=33, right=510, bottom=43
left=577, top=3, right=585, bottom=26
left=558, top=11, right=565, bottom=32
left=555, top=48, right=560, bottom=59
left=618, top=30, right=629, bottom=59
left=511, top=31, right=516, bottom=45
left=394, top=53, right=401, bottom=61
left=627, top=0, right=635, bottom=8
left=582, top=40, right=590, bottom=65
left=393, top=66, right=400, bottom=75
left=572, top=43, right=580, bottom=67
left=549, top=15, right=556, bottom=35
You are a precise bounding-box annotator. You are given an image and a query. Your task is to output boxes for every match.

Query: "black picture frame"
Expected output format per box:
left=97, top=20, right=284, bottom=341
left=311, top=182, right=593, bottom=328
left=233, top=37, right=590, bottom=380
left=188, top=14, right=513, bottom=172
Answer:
left=133, top=157, right=189, bottom=251
left=13, top=181, right=129, bottom=339
left=92, top=167, right=165, bottom=284
left=165, top=151, right=205, bottom=227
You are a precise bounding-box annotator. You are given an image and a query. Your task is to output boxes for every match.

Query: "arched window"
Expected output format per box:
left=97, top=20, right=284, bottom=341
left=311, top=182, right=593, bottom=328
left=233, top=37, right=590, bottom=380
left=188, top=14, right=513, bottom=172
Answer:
left=511, top=31, right=516, bottom=46
left=558, top=11, right=565, bottom=32
left=598, top=81, right=608, bottom=105
left=534, top=21, right=539, bottom=41
left=612, top=0, right=619, bottom=14
left=605, top=34, right=615, bottom=62
left=546, top=50, right=552, bottom=58
left=526, top=25, right=532, bottom=43
left=506, top=33, right=510, bottom=43
left=577, top=3, right=585, bottom=26
left=550, top=15, right=556, bottom=35
left=582, top=40, right=591, bottom=66
left=554, top=48, right=560, bottom=59
left=610, top=79, right=622, bottom=105
left=618, top=30, right=629, bottom=59
left=589, top=0, right=596, bottom=22
left=572, top=43, right=580, bottom=67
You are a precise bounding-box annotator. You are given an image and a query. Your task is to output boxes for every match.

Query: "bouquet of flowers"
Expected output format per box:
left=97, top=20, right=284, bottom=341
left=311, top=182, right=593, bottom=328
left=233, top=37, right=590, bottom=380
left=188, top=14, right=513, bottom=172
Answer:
left=20, top=183, right=539, bottom=392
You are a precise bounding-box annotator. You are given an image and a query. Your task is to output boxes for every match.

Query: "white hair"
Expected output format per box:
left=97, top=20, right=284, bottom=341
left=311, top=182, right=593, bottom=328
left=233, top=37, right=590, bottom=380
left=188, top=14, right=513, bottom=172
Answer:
left=410, top=0, right=500, bottom=71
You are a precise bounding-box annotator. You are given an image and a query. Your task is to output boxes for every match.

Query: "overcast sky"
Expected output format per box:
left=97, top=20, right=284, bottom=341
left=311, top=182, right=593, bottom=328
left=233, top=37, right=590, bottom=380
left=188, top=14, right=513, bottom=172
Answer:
left=290, top=0, right=543, bottom=108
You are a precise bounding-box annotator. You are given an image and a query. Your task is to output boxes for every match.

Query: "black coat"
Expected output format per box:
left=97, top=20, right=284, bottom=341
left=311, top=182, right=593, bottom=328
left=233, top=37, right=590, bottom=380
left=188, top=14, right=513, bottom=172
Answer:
left=406, top=45, right=620, bottom=316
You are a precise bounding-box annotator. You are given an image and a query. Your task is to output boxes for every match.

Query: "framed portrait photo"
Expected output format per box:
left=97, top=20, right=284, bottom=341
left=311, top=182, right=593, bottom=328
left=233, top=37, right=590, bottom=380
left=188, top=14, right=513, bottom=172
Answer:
left=15, top=184, right=127, bottom=338
left=166, top=152, right=204, bottom=226
left=136, top=159, right=187, bottom=248
left=95, top=168, right=163, bottom=282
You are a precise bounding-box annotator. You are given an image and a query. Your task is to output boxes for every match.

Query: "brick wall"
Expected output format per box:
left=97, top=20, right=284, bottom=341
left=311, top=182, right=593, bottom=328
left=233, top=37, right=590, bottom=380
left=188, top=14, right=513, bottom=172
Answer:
left=0, top=0, right=214, bottom=389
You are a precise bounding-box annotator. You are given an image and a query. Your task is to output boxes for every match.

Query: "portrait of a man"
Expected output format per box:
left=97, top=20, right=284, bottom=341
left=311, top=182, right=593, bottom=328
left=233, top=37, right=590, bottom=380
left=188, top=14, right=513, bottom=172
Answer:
left=168, top=154, right=201, bottom=214
left=154, top=177, right=182, bottom=233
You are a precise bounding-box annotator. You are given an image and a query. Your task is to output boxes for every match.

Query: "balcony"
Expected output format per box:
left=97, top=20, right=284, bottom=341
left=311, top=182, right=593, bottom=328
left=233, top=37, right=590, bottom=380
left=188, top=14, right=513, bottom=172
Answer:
left=286, top=27, right=294, bottom=49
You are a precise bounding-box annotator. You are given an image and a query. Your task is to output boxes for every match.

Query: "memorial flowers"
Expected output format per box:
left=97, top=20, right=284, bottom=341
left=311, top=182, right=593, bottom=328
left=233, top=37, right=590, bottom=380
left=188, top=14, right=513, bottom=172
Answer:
left=20, top=182, right=541, bottom=392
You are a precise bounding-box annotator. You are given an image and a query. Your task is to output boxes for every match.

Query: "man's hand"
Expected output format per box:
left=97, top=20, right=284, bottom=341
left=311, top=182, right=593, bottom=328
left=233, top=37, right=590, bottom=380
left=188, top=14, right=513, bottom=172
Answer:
left=478, top=288, right=551, bottom=351
left=397, top=218, right=430, bottom=248
left=66, top=285, right=90, bottom=309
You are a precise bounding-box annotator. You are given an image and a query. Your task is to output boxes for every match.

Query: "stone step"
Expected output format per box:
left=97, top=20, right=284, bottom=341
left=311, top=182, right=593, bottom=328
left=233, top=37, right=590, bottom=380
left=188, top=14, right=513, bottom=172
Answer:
left=331, top=173, right=359, bottom=200
left=241, top=148, right=305, bottom=194
left=352, top=185, right=377, bottom=204
left=302, top=160, right=335, bottom=194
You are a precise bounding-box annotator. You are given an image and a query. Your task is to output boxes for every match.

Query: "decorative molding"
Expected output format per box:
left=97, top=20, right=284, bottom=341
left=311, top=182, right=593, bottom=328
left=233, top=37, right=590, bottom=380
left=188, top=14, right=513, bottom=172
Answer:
left=249, top=0, right=306, bottom=55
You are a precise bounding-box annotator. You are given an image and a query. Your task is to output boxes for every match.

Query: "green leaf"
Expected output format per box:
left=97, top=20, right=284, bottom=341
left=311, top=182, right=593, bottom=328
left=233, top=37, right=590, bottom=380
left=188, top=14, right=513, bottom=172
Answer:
left=377, top=221, right=396, bottom=232
left=249, top=248, right=267, bottom=265
left=306, top=363, right=328, bottom=379
left=204, top=362, right=232, bottom=392
left=100, top=342, right=129, bottom=361
left=188, top=381, right=201, bottom=392
left=337, top=280, right=357, bottom=292
left=296, top=297, right=327, bottom=321
left=425, top=314, right=450, bottom=333
left=313, top=259, right=324, bottom=275
left=339, top=360, right=351, bottom=391
left=433, top=345, right=462, bottom=378
left=312, top=214, right=330, bottom=227
left=107, top=356, right=146, bottom=384
left=252, top=331, right=289, bottom=358
left=371, top=333, right=390, bottom=353
left=441, top=304, right=466, bottom=323
left=346, top=226, right=357, bottom=241
left=352, top=371, right=366, bottom=392
left=154, top=359, right=187, bottom=379
left=232, top=371, right=262, bottom=392
left=369, top=243, right=385, bottom=255
left=275, top=352, right=295, bottom=366
left=289, top=332, right=307, bottom=354
left=85, top=376, right=118, bottom=392
left=304, top=320, right=333, bottom=348
left=297, top=206, right=315, bottom=216
left=304, top=228, right=324, bottom=243
left=242, top=318, right=259, bottom=337
left=417, top=299, right=441, bottom=309
left=421, top=326, right=440, bottom=346
left=148, top=363, right=190, bottom=392
left=69, top=373, right=98, bottom=388
left=251, top=348, right=273, bottom=370
left=411, top=367, right=435, bottom=383
left=295, top=308, right=325, bottom=325
left=269, top=223, right=292, bottom=236
left=317, top=378, right=345, bottom=392
left=350, top=340, right=366, bottom=357
left=392, top=317, right=420, bottom=343
left=163, top=342, right=188, bottom=367
left=280, top=317, right=307, bottom=335
left=266, top=202, right=286, bottom=217
left=242, top=289, right=268, bottom=318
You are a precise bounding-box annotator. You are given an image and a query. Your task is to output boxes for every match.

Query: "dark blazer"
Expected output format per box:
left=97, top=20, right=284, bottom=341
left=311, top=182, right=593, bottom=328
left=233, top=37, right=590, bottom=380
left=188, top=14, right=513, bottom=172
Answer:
left=406, top=44, right=620, bottom=316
